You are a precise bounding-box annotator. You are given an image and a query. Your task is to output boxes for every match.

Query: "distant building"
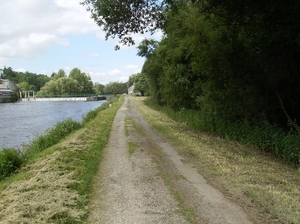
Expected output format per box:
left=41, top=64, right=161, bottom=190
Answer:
left=0, top=79, right=19, bottom=103
left=128, top=83, right=141, bottom=96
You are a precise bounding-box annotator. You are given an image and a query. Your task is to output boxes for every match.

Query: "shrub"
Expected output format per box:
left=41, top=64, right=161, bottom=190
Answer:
left=0, top=148, right=24, bottom=180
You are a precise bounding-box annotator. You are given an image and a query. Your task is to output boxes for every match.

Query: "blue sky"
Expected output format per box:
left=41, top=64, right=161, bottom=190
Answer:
left=0, top=0, right=161, bottom=84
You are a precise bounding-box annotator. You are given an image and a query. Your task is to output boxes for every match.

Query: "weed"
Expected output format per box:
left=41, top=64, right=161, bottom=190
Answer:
left=125, top=117, right=135, bottom=137
left=158, top=172, right=196, bottom=223
left=127, top=142, right=137, bottom=155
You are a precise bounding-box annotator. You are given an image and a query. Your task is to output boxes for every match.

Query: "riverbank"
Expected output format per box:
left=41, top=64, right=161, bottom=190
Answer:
left=19, top=96, right=107, bottom=102
left=0, top=100, right=105, bottom=150
left=0, top=97, right=123, bottom=223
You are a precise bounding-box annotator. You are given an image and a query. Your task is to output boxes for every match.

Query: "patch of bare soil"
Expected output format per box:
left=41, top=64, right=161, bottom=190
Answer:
left=87, top=96, right=253, bottom=224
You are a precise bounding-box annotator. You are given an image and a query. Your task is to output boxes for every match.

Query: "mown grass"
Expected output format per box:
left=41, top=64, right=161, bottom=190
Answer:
left=24, top=118, right=82, bottom=161
left=0, top=96, right=123, bottom=223
left=144, top=99, right=300, bottom=168
left=0, top=119, right=82, bottom=181
left=132, top=96, right=300, bottom=224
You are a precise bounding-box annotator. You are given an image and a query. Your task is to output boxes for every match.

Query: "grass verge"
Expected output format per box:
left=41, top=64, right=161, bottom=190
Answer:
left=0, top=96, right=123, bottom=223
left=131, top=96, right=300, bottom=224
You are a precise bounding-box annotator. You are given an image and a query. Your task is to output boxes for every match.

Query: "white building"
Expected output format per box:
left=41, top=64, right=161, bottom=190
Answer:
left=128, top=83, right=141, bottom=95
left=0, top=79, right=19, bottom=102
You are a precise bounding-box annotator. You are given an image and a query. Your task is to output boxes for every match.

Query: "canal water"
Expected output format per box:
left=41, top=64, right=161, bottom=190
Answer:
left=0, top=100, right=106, bottom=150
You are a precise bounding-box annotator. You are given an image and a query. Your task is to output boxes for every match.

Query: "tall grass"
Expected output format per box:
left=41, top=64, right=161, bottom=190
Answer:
left=0, top=118, right=82, bottom=180
left=82, top=101, right=110, bottom=125
left=144, top=98, right=300, bottom=167
left=0, top=102, right=110, bottom=180
left=24, top=118, right=82, bottom=160
left=0, top=149, right=24, bottom=180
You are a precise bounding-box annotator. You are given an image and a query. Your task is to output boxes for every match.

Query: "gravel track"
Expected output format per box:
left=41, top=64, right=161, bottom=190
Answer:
left=86, top=96, right=253, bottom=224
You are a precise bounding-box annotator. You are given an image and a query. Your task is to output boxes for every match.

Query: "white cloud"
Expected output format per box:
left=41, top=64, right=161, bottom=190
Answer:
left=14, top=68, right=27, bottom=73
left=0, top=34, right=68, bottom=60
left=118, top=75, right=130, bottom=83
left=108, top=69, right=122, bottom=76
left=0, top=0, right=99, bottom=63
left=0, top=0, right=148, bottom=85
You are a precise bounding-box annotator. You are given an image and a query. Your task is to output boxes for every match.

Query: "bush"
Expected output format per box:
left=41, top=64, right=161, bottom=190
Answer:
left=0, top=148, right=24, bottom=180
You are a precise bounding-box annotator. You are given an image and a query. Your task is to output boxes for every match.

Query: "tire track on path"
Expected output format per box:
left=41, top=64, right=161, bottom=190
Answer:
left=87, top=96, right=253, bottom=224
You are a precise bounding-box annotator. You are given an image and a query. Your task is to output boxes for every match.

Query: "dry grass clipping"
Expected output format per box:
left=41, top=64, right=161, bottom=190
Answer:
left=0, top=150, right=83, bottom=224
left=132, top=96, right=300, bottom=224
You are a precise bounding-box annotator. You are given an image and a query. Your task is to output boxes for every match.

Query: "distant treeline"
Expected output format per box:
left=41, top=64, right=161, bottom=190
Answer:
left=2, top=67, right=128, bottom=96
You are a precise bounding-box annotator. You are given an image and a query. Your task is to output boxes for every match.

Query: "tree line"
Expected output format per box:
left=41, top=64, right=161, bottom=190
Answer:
left=83, top=0, right=300, bottom=166
left=2, top=67, right=128, bottom=96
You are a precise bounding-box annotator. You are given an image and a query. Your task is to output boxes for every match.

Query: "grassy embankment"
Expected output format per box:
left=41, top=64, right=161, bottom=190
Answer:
left=132, top=96, right=300, bottom=224
left=0, top=97, right=123, bottom=223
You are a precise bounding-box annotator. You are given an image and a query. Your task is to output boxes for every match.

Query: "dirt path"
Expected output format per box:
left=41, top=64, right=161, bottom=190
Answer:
left=86, top=96, right=253, bottom=224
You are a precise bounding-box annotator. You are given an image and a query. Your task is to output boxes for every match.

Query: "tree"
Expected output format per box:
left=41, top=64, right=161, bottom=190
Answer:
left=52, top=69, right=66, bottom=80
left=2, top=67, right=18, bottom=82
left=137, top=38, right=159, bottom=58
left=127, top=74, right=137, bottom=88
left=81, top=0, right=167, bottom=49
left=36, top=75, right=51, bottom=91
left=38, top=77, right=83, bottom=96
left=128, top=73, right=149, bottom=96
left=104, top=81, right=125, bottom=96
left=17, top=82, right=35, bottom=91
left=69, top=68, right=94, bottom=94
left=2, top=67, right=50, bottom=91
left=93, top=83, right=105, bottom=95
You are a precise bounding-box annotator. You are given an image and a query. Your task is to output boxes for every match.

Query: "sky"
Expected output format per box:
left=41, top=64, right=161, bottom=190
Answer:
left=0, top=0, right=162, bottom=85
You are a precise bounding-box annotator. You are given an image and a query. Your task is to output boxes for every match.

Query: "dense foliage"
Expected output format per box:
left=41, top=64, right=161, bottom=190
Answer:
left=2, top=67, right=50, bottom=92
left=2, top=67, right=122, bottom=97
left=104, top=81, right=127, bottom=95
left=0, top=149, right=24, bottom=180
left=81, top=0, right=166, bottom=49
left=87, top=0, right=300, bottom=166
left=37, top=77, right=83, bottom=96
left=128, top=72, right=149, bottom=96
